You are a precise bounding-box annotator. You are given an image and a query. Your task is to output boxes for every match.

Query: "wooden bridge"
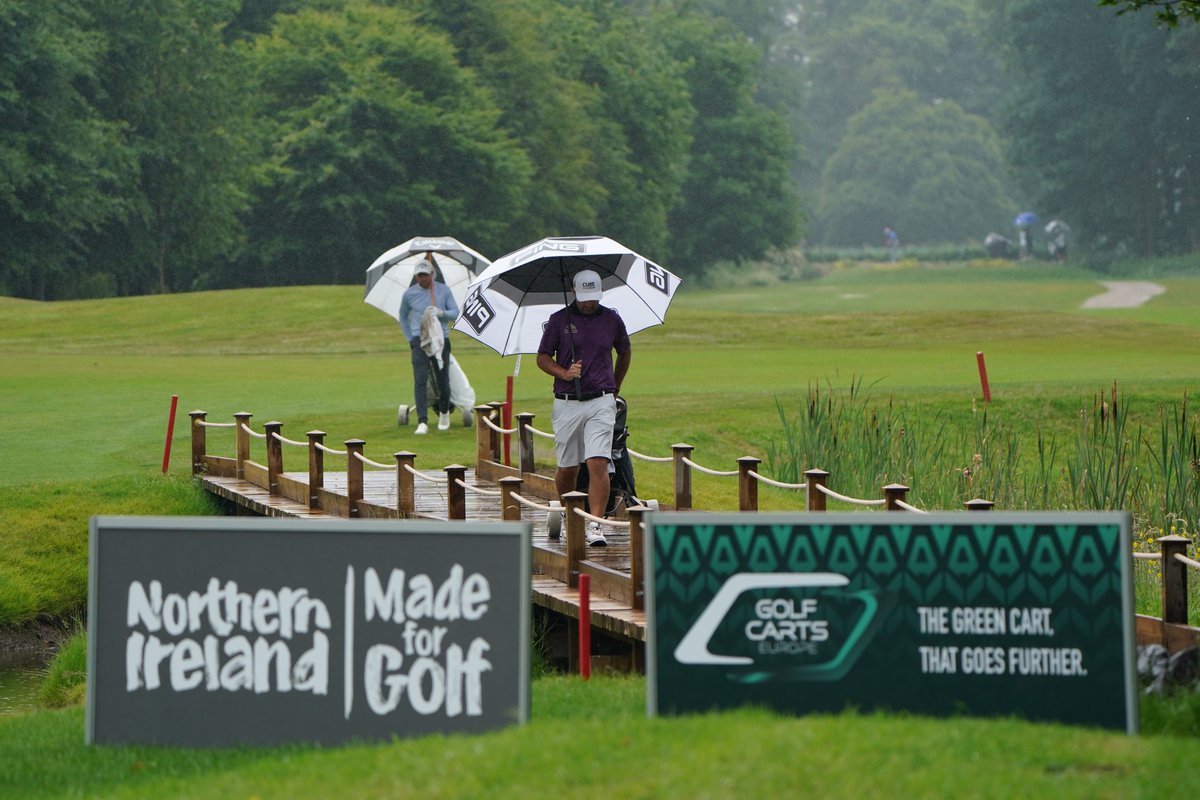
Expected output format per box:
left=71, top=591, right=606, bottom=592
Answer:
left=190, top=404, right=654, bottom=671
left=190, top=402, right=1200, bottom=665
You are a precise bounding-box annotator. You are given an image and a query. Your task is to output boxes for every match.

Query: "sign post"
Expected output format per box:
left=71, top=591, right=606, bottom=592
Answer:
left=646, top=511, right=1137, bottom=732
left=88, top=516, right=530, bottom=746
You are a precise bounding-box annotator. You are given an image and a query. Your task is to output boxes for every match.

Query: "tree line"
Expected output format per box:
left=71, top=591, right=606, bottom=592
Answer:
left=2, top=0, right=1196, bottom=301
left=2, top=0, right=798, bottom=299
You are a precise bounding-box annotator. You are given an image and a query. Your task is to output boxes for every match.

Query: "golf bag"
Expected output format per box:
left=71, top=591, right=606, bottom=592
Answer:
left=397, top=353, right=476, bottom=427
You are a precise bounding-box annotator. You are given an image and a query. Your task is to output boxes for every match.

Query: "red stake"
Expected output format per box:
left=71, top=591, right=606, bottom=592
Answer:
left=579, top=574, right=591, bottom=680
left=976, top=351, right=992, bottom=403
left=503, top=376, right=514, bottom=466
left=162, top=394, right=179, bottom=474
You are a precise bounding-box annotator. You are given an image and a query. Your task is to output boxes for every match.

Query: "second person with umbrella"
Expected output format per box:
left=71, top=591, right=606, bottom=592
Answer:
left=398, top=255, right=460, bottom=434
left=535, top=269, right=631, bottom=546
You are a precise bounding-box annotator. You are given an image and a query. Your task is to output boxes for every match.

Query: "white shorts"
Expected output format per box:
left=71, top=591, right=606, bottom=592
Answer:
left=552, top=394, right=616, bottom=467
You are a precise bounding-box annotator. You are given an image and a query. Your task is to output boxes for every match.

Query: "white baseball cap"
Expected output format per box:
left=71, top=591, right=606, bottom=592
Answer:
left=413, top=260, right=433, bottom=275
left=572, top=269, right=603, bottom=301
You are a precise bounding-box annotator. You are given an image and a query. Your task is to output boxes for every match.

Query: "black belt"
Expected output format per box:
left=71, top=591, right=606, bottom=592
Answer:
left=554, top=391, right=611, bottom=401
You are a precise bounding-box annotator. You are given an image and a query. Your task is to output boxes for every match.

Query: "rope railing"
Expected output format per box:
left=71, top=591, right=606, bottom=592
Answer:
left=197, top=420, right=236, bottom=428
left=454, top=478, right=502, bottom=497
left=240, top=422, right=267, bottom=440
left=1176, top=552, right=1200, bottom=570
left=353, top=451, right=395, bottom=470
left=628, top=447, right=673, bottom=463
left=680, top=456, right=738, bottom=477
left=816, top=483, right=887, bottom=507
left=746, top=470, right=806, bottom=490
left=574, top=506, right=631, bottom=529
left=509, top=492, right=559, bottom=512
left=522, top=422, right=555, bottom=440
left=315, top=442, right=348, bottom=457
left=1133, top=552, right=1159, bottom=561
left=481, top=414, right=519, bottom=435
left=895, top=499, right=929, bottom=514
left=271, top=431, right=309, bottom=448
left=403, top=463, right=444, bottom=484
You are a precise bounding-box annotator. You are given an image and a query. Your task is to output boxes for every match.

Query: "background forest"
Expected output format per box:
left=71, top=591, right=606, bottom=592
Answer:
left=2, top=0, right=1198, bottom=300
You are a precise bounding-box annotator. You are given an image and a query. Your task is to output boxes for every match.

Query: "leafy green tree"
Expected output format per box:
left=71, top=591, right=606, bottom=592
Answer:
left=660, top=12, right=802, bottom=271
left=996, top=0, right=1200, bottom=255
left=815, top=88, right=1012, bottom=246
left=0, top=0, right=134, bottom=299
left=408, top=0, right=608, bottom=247
left=239, top=3, right=532, bottom=285
left=553, top=8, right=694, bottom=257
left=82, top=0, right=257, bottom=295
left=798, top=0, right=1007, bottom=180
left=1098, top=0, right=1200, bottom=26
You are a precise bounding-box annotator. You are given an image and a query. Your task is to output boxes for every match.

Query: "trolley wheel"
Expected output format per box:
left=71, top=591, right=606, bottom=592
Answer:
left=397, top=404, right=410, bottom=426
left=645, top=498, right=660, bottom=512
left=461, top=408, right=473, bottom=428
left=546, top=502, right=563, bottom=539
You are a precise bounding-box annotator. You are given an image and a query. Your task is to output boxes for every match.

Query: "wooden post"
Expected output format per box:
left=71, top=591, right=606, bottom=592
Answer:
left=563, top=490, right=587, bottom=587
left=345, top=439, right=365, bottom=518
left=395, top=451, right=416, bottom=515
left=475, top=404, right=494, bottom=467
left=234, top=412, right=252, bottom=480
left=306, top=430, right=325, bottom=509
left=445, top=464, right=467, bottom=520
left=884, top=483, right=909, bottom=510
left=516, top=412, right=536, bottom=474
left=965, top=498, right=995, bottom=511
left=488, top=401, right=505, bottom=462
left=672, top=443, right=694, bottom=511
left=499, top=476, right=523, bottom=522
left=805, top=469, right=829, bottom=512
left=189, top=411, right=207, bottom=475
left=264, top=421, right=283, bottom=493
left=737, top=456, right=761, bottom=512
left=628, top=505, right=647, bottom=610
left=1160, top=535, right=1190, bottom=626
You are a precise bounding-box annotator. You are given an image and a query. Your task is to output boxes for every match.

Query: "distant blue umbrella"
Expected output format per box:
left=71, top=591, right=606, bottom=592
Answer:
left=1013, top=211, right=1040, bottom=228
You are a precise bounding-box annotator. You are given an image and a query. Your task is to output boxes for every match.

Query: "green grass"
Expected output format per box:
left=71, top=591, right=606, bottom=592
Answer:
left=2, top=675, right=1200, bottom=799
left=0, top=476, right=221, bottom=626
left=3, top=259, right=1200, bottom=793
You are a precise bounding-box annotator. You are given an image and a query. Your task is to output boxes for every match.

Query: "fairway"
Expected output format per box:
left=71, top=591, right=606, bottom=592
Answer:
left=2, top=263, right=1199, bottom=491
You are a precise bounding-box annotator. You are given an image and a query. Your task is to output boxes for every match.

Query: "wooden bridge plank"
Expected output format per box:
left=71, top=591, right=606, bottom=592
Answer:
left=197, top=467, right=646, bottom=643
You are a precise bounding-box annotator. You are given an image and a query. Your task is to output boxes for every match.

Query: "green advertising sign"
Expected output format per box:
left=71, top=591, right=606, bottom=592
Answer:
left=646, top=512, right=1136, bottom=732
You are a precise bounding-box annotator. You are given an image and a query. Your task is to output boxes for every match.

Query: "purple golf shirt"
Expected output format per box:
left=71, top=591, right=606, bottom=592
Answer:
left=538, top=303, right=630, bottom=396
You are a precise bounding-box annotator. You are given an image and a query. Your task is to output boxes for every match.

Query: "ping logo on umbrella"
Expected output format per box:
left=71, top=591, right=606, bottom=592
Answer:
left=462, top=288, right=494, bottom=333
left=515, top=240, right=586, bottom=261
left=646, top=263, right=670, bottom=294
left=413, top=238, right=455, bottom=250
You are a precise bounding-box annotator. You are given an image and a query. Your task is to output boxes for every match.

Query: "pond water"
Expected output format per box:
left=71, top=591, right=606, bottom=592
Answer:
left=0, top=650, right=49, bottom=715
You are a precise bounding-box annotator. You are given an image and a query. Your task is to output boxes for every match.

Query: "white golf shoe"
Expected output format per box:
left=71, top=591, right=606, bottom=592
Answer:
left=437, top=411, right=451, bottom=431
left=585, top=522, right=607, bottom=547
left=415, top=422, right=428, bottom=435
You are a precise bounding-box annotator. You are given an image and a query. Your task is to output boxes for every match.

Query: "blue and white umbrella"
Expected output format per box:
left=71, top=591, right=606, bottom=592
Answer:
left=1013, top=212, right=1040, bottom=228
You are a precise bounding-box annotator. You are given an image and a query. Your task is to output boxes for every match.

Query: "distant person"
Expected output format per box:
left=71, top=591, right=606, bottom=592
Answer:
left=536, top=269, right=631, bottom=547
left=984, top=232, right=1011, bottom=259
left=1045, top=220, right=1070, bottom=263
left=398, top=256, right=459, bottom=434
left=884, top=227, right=900, bottom=261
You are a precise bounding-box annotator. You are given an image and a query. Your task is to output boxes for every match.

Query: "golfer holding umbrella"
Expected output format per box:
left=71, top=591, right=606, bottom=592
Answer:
left=454, top=235, right=681, bottom=544
left=536, top=269, right=631, bottom=546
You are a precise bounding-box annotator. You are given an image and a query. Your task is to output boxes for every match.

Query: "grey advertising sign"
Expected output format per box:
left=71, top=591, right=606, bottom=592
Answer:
left=646, top=512, right=1137, bottom=732
left=87, top=516, right=530, bottom=746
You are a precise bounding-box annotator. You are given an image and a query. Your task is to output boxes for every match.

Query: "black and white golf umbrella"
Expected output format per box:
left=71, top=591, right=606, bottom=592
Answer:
left=452, top=235, right=681, bottom=356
